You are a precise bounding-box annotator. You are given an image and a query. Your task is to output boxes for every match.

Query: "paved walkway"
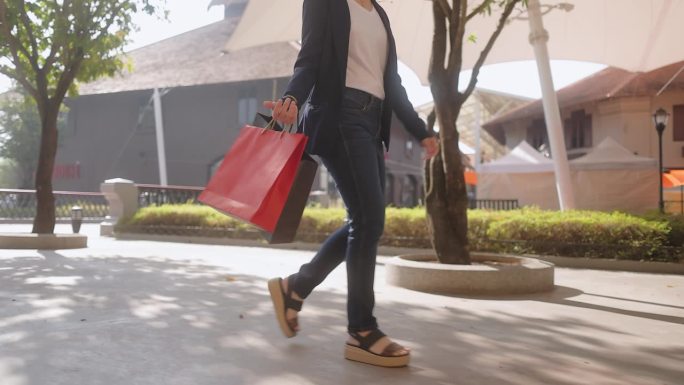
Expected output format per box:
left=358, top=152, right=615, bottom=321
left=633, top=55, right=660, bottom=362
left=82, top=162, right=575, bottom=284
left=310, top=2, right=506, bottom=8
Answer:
left=1, top=224, right=683, bottom=385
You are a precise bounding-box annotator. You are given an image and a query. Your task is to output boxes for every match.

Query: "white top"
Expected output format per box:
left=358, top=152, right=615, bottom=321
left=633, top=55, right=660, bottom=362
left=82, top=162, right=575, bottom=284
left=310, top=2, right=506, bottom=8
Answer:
left=345, top=0, right=388, bottom=100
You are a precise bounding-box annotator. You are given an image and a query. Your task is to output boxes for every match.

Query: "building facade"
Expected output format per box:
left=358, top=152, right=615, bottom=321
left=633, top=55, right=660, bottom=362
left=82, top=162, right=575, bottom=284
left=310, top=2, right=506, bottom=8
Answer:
left=483, top=62, right=684, bottom=169
left=54, top=17, right=427, bottom=207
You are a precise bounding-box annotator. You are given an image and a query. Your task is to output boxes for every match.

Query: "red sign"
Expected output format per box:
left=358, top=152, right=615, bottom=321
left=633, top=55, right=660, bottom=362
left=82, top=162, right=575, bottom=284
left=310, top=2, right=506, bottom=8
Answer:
left=53, top=163, right=81, bottom=180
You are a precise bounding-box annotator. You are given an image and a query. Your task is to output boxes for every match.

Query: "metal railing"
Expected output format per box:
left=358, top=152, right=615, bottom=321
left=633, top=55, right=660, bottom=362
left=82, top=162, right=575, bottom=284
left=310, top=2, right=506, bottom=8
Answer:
left=137, top=184, right=204, bottom=208
left=0, top=188, right=108, bottom=220
left=0, top=185, right=521, bottom=222
left=470, top=199, right=519, bottom=210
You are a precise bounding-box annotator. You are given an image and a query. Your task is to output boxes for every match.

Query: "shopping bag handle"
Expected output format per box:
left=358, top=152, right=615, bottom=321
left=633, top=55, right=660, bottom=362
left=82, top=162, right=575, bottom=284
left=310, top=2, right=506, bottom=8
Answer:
left=263, top=115, right=298, bottom=137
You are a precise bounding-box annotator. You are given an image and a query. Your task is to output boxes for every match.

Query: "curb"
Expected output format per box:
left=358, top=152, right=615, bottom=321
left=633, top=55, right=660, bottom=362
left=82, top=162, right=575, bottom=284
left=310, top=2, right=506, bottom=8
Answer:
left=113, top=232, right=684, bottom=275
left=0, top=232, right=88, bottom=249
left=385, top=253, right=555, bottom=295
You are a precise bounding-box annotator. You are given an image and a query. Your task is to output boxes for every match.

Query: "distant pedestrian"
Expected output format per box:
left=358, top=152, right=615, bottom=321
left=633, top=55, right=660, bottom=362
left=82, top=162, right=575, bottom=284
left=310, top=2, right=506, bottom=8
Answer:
left=264, top=0, right=438, bottom=368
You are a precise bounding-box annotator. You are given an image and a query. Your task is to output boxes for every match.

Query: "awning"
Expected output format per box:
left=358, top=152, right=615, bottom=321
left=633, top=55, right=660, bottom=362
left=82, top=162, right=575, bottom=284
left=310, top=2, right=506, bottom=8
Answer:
left=465, top=170, right=477, bottom=186
left=224, top=0, right=684, bottom=85
left=664, top=170, right=684, bottom=188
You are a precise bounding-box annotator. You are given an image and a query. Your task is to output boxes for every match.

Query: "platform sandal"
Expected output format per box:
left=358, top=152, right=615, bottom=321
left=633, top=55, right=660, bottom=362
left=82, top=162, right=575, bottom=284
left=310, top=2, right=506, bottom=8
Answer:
left=344, top=329, right=410, bottom=368
left=267, top=277, right=302, bottom=338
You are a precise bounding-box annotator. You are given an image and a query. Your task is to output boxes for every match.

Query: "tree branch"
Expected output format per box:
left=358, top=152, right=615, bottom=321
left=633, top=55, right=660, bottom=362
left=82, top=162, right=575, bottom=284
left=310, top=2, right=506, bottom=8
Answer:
left=17, top=0, right=40, bottom=68
left=429, top=0, right=448, bottom=83
left=44, top=0, right=72, bottom=73
left=463, top=0, right=520, bottom=98
left=435, top=0, right=453, bottom=19
left=448, top=0, right=468, bottom=85
left=91, top=3, right=124, bottom=42
left=467, top=0, right=494, bottom=21
left=0, top=65, right=38, bottom=100
left=427, top=107, right=437, bottom=135
left=0, top=1, right=35, bottom=67
left=53, top=48, right=84, bottom=104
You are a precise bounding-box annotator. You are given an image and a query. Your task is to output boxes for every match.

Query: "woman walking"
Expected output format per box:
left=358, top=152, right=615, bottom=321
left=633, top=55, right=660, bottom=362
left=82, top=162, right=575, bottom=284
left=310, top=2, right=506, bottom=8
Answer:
left=264, top=0, right=438, bottom=368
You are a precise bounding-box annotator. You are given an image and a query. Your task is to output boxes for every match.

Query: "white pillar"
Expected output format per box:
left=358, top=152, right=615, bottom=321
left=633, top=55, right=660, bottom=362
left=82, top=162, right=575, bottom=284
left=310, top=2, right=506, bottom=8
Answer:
left=527, top=0, right=575, bottom=210
left=474, top=95, right=482, bottom=172
left=100, top=178, right=138, bottom=236
left=153, top=88, right=168, bottom=186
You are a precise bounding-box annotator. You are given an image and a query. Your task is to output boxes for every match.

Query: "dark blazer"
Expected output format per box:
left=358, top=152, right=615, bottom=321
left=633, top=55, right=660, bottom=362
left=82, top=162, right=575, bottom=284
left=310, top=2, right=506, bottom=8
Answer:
left=284, top=0, right=431, bottom=155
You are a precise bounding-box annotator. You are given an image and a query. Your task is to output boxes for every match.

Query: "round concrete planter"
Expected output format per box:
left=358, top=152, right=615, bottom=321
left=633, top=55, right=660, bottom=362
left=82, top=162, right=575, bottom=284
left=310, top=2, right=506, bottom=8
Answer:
left=0, top=233, right=88, bottom=249
left=385, top=252, right=554, bottom=295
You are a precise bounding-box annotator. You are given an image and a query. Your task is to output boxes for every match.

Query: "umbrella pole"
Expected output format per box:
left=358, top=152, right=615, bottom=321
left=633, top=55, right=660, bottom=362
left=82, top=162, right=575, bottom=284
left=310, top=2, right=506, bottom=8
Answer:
left=474, top=97, right=482, bottom=172
left=527, top=0, right=576, bottom=210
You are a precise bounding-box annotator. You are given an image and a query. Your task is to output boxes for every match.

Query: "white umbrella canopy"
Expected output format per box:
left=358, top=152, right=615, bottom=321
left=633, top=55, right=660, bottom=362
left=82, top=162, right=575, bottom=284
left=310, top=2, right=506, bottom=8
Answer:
left=225, top=0, right=684, bottom=85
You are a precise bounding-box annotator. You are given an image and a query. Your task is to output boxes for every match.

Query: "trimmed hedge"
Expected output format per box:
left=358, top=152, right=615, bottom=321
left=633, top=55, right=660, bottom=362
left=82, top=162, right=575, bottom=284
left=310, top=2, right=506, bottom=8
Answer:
left=117, top=205, right=681, bottom=262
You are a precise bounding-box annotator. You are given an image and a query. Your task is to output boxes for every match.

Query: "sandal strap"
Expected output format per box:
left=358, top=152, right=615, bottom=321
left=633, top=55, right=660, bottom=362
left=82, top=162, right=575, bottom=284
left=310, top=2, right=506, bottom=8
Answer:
left=284, top=283, right=303, bottom=312
left=349, top=329, right=386, bottom=351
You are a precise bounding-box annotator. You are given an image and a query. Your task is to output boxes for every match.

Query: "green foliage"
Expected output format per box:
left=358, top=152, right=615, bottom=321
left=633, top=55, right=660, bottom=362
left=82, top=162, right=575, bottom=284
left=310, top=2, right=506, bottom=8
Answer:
left=121, top=204, right=248, bottom=229
left=483, top=208, right=669, bottom=260
left=0, top=0, right=166, bottom=232
left=0, top=89, right=66, bottom=187
left=382, top=207, right=431, bottom=248
left=640, top=211, right=684, bottom=247
left=0, top=157, right=19, bottom=187
left=118, top=205, right=680, bottom=262
left=296, top=207, right=346, bottom=242
left=0, top=0, right=166, bottom=101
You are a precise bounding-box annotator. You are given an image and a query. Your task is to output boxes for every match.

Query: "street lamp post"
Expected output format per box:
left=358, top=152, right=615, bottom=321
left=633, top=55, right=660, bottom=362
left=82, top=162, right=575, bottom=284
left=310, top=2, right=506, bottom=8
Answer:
left=653, top=108, right=670, bottom=213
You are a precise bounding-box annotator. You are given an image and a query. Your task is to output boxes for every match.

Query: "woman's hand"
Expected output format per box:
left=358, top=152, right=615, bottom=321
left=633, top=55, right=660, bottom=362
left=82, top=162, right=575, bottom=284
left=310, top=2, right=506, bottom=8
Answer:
left=263, top=97, right=299, bottom=125
left=421, top=136, right=439, bottom=160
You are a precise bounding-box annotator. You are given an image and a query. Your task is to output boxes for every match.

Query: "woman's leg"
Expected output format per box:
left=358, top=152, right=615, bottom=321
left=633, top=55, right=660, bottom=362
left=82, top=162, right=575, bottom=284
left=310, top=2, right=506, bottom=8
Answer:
left=287, top=89, right=388, bottom=330
left=288, top=222, right=350, bottom=298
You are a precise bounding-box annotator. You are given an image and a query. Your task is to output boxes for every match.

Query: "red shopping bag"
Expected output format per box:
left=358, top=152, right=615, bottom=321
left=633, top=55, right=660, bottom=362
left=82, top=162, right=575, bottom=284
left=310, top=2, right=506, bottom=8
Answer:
left=198, top=124, right=308, bottom=233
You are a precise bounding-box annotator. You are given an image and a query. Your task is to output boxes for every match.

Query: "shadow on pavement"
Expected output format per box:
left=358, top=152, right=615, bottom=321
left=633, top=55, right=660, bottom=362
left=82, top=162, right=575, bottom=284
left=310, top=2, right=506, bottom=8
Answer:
left=0, top=251, right=682, bottom=385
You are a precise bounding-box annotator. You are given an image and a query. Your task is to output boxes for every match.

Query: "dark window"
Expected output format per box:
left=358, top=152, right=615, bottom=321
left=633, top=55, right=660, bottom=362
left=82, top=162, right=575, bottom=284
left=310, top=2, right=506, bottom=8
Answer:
left=527, top=119, right=547, bottom=150
left=673, top=105, right=684, bottom=141
left=565, top=110, right=592, bottom=149
left=401, top=175, right=417, bottom=207
left=405, top=140, right=414, bottom=158
left=238, top=87, right=257, bottom=127
left=385, top=173, right=395, bottom=206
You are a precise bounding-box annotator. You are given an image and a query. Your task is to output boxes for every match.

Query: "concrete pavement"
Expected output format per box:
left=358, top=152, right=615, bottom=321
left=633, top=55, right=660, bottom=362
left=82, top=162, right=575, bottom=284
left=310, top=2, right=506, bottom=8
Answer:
left=1, top=224, right=683, bottom=385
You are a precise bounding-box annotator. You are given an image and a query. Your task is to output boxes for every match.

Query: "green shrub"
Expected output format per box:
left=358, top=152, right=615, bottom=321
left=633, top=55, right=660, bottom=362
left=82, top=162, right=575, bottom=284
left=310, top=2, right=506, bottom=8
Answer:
left=485, top=208, right=668, bottom=260
left=382, top=207, right=431, bottom=248
left=640, top=211, right=684, bottom=247
left=117, top=204, right=680, bottom=262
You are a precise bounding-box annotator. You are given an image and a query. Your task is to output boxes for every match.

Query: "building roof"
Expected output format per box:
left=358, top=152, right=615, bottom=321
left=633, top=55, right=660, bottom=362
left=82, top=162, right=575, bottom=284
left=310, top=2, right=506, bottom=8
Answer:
left=416, top=88, right=531, bottom=161
left=479, top=140, right=554, bottom=174
left=571, top=137, right=656, bottom=170
left=79, top=19, right=299, bottom=95
left=483, top=61, right=684, bottom=129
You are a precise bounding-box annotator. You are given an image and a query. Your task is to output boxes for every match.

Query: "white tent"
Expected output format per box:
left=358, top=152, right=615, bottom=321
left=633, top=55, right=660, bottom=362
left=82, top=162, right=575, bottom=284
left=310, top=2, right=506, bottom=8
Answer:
left=479, top=141, right=553, bottom=173
left=571, top=137, right=658, bottom=212
left=478, top=141, right=559, bottom=209
left=479, top=138, right=659, bottom=212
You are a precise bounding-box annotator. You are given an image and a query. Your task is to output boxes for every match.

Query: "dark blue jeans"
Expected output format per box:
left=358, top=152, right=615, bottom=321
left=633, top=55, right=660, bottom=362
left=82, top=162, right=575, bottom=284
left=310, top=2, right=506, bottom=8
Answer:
left=290, top=87, right=385, bottom=333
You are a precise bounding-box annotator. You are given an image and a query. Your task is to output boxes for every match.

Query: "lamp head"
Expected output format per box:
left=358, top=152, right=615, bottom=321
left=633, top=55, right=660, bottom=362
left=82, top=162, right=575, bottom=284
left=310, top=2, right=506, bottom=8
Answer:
left=654, top=108, right=669, bottom=133
left=71, top=206, right=83, bottom=220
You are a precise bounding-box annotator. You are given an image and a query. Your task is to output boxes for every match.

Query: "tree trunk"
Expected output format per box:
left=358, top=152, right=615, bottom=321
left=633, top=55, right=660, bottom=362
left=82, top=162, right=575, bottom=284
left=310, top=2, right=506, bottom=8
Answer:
left=32, top=102, right=59, bottom=234
left=425, top=80, right=470, bottom=265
